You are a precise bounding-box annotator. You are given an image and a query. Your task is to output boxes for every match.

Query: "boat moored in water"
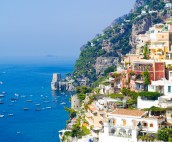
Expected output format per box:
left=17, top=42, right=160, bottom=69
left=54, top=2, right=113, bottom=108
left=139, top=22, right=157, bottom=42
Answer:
left=23, top=108, right=29, bottom=111
left=0, top=115, right=4, bottom=118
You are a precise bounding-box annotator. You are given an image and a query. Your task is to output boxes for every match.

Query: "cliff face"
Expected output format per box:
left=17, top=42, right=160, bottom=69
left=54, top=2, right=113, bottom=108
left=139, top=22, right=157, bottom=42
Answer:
left=73, top=0, right=172, bottom=86
left=94, top=57, right=118, bottom=76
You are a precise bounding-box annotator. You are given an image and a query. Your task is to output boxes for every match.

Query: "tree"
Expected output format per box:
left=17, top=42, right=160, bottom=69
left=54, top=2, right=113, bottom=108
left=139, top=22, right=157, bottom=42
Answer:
left=65, top=107, right=77, bottom=119
left=104, top=66, right=116, bottom=75
left=120, top=87, right=131, bottom=96
left=157, top=129, right=169, bottom=141
left=142, top=67, right=151, bottom=91
left=143, top=44, right=149, bottom=59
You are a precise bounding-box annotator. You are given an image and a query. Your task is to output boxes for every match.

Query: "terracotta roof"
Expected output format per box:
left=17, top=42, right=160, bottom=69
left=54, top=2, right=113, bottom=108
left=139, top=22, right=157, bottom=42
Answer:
left=111, top=109, right=146, bottom=117
left=88, top=104, right=97, bottom=111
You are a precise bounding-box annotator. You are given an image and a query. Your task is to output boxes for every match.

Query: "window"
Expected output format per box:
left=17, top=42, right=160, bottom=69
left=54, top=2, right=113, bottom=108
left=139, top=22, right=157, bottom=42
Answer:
left=113, top=119, right=116, bottom=125
left=150, top=124, right=154, bottom=127
left=150, top=85, right=154, bottom=90
left=168, top=86, right=171, bottom=92
left=123, top=120, right=126, bottom=126
left=143, top=122, right=147, bottom=127
left=170, top=72, right=172, bottom=77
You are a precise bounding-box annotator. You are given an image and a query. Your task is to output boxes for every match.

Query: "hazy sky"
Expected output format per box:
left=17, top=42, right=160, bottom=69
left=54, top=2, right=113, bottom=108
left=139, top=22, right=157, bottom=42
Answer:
left=0, top=0, right=135, bottom=64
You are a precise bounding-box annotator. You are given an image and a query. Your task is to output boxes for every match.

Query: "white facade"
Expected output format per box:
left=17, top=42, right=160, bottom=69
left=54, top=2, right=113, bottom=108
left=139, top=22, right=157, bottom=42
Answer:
left=99, top=110, right=165, bottom=142
left=149, top=79, right=172, bottom=97
left=137, top=96, right=159, bottom=109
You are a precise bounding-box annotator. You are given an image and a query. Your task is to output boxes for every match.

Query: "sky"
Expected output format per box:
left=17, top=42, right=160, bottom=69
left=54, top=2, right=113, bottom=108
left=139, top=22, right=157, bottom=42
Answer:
left=0, top=0, right=135, bottom=64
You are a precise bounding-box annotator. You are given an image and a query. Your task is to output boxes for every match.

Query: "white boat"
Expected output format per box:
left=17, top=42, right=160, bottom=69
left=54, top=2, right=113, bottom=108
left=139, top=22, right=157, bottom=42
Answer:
left=60, top=102, right=66, bottom=105
left=8, top=114, right=14, bottom=116
left=23, top=108, right=29, bottom=111
left=2, top=91, right=6, bottom=94
left=14, top=93, right=19, bottom=97
left=0, top=81, right=3, bottom=85
left=46, top=106, right=52, bottom=109
left=35, top=103, right=41, bottom=106
left=0, top=94, right=4, bottom=97
left=0, top=115, right=4, bottom=118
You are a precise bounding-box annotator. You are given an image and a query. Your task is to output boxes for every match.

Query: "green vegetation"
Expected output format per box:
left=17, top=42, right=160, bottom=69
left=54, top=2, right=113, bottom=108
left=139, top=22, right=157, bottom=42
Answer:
left=157, top=128, right=172, bottom=141
left=104, top=66, right=116, bottom=75
left=143, top=44, right=149, bottom=59
left=76, top=86, right=92, bottom=94
left=108, top=94, right=124, bottom=99
left=76, top=86, right=92, bottom=102
left=64, top=107, right=77, bottom=119
left=138, top=92, right=161, bottom=100
left=92, top=76, right=108, bottom=88
left=142, top=67, right=151, bottom=90
left=138, top=133, right=156, bottom=141
left=120, top=87, right=131, bottom=96
left=71, top=119, right=90, bottom=138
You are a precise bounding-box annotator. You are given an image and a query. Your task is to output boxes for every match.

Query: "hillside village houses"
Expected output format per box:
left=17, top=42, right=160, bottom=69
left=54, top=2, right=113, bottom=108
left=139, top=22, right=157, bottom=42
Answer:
left=59, top=19, right=172, bottom=142
left=94, top=19, right=172, bottom=142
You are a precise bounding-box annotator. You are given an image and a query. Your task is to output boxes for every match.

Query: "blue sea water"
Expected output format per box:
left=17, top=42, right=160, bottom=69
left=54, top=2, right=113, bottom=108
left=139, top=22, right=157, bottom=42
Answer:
left=0, top=64, right=74, bottom=142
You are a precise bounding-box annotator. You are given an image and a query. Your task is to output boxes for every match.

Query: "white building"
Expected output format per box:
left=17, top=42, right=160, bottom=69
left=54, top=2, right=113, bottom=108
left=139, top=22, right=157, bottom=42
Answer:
left=99, top=109, right=165, bottom=142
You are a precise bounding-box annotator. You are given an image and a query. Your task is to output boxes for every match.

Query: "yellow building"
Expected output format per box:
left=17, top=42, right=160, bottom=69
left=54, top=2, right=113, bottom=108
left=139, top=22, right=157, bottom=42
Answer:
left=148, top=23, right=172, bottom=60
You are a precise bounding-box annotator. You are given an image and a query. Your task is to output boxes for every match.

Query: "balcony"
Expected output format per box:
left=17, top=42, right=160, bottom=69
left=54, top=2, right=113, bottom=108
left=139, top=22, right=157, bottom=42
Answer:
left=149, top=44, right=165, bottom=50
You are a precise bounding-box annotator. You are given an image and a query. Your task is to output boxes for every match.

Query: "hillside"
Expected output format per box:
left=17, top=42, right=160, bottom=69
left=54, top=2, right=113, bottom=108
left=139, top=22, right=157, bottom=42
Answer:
left=73, top=0, right=172, bottom=86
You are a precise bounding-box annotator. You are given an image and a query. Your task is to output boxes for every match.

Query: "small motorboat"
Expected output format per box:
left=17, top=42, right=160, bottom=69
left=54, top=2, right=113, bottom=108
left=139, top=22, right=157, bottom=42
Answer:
left=60, top=102, right=66, bottom=105
left=0, top=94, right=4, bottom=97
left=11, top=98, right=18, bottom=101
left=14, top=93, right=19, bottom=97
left=46, top=106, right=52, bottom=109
left=0, top=115, right=4, bottom=118
left=23, top=108, right=29, bottom=111
left=35, top=103, right=41, bottom=106
left=8, top=114, right=14, bottom=116
left=35, top=108, right=42, bottom=111
left=2, top=91, right=6, bottom=94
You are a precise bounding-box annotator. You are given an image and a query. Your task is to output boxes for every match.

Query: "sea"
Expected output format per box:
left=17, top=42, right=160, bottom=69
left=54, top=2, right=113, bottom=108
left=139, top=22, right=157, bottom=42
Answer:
left=0, top=64, right=74, bottom=142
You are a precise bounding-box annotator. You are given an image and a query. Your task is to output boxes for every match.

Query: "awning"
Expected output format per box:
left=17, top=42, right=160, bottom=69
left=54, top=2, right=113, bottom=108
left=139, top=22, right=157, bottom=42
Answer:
left=92, top=127, right=102, bottom=131
left=135, top=80, right=144, bottom=84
